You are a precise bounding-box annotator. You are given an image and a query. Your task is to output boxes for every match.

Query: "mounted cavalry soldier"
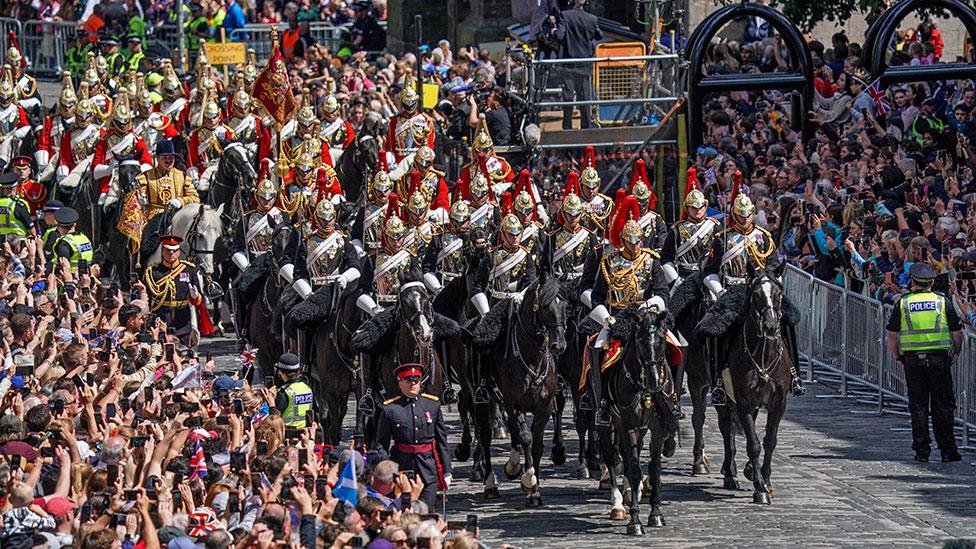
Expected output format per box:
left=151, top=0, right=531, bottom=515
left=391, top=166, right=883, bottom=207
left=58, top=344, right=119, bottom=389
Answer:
left=4, top=33, right=39, bottom=111
left=55, top=83, right=101, bottom=190
left=357, top=194, right=415, bottom=317
left=386, top=80, right=436, bottom=164
left=318, top=91, right=355, bottom=160
left=36, top=74, right=77, bottom=183
left=187, top=98, right=235, bottom=196
left=393, top=144, right=451, bottom=221
left=285, top=143, right=344, bottom=222
left=457, top=114, right=514, bottom=193
left=543, top=171, right=596, bottom=286
left=0, top=65, right=30, bottom=171
left=231, top=178, right=286, bottom=350
left=578, top=146, right=612, bottom=236
left=82, top=54, right=114, bottom=120
left=462, top=153, right=500, bottom=232
left=132, top=79, right=179, bottom=154
left=401, top=171, right=441, bottom=259
left=585, top=196, right=671, bottom=426
left=144, top=234, right=210, bottom=347
left=226, top=74, right=271, bottom=167
left=352, top=153, right=395, bottom=257
left=283, top=91, right=332, bottom=167
left=628, top=159, right=667, bottom=253
left=510, top=171, right=544, bottom=261
left=159, top=62, right=189, bottom=132
left=660, top=168, right=719, bottom=288
left=92, top=92, right=153, bottom=197
left=701, top=191, right=804, bottom=404
left=470, top=191, right=538, bottom=316
left=422, top=198, right=475, bottom=294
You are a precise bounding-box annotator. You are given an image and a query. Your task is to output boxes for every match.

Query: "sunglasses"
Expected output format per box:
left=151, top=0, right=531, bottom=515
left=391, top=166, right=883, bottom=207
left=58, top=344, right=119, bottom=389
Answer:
left=402, top=376, right=421, bottom=383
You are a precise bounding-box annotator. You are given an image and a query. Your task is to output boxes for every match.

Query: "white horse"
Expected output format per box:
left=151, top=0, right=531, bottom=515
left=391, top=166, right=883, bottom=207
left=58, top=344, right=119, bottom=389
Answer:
left=147, top=203, right=225, bottom=276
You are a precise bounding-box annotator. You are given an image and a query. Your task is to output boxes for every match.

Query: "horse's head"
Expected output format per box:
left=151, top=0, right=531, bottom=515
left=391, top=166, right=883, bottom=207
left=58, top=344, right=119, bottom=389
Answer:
left=117, top=160, right=143, bottom=193
left=524, top=273, right=567, bottom=355
left=269, top=219, right=293, bottom=269
left=748, top=263, right=784, bottom=340
left=184, top=204, right=224, bottom=275
left=399, top=263, right=433, bottom=341
left=220, top=141, right=258, bottom=187
left=635, top=307, right=669, bottom=370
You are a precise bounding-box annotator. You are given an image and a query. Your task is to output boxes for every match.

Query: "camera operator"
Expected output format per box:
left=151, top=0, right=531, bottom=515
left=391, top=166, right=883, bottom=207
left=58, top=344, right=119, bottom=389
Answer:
left=467, top=86, right=512, bottom=146
left=555, top=0, right=603, bottom=129
left=443, top=85, right=473, bottom=142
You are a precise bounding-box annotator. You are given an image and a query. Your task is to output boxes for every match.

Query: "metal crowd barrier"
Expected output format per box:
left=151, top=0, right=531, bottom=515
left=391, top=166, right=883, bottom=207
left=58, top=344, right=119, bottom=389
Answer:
left=784, top=264, right=974, bottom=448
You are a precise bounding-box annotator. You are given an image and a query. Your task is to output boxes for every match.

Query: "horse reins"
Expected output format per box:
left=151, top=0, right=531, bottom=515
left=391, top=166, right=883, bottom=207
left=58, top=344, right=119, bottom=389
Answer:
left=741, top=278, right=785, bottom=384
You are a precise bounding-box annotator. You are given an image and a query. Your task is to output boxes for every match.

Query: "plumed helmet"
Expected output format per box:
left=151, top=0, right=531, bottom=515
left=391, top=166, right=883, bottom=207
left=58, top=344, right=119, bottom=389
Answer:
left=243, top=49, right=258, bottom=86
left=732, top=193, right=755, bottom=218
left=512, top=170, right=535, bottom=218
left=580, top=146, right=600, bottom=189
left=562, top=192, right=582, bottom=217
left=469, top=170, right=489, bottom=198
left=407, top=188, right=428, bottom=215
left=383, top=194, right=407, bottom=241
left=372, top=170, right=392, bottom=194
left=501, top=213, right=523, bottom=236
left=0, top=66, right=12, bottom=106
left=294, top=146, right=317, bottom=171
left=298, top=106, right=318, bottom=130
left=111, top=91, right=131, bottom=128
left=608, top=195, right=640, bottom=249
left=75, top=82, right=93, bottom=121
left=450, top=199, right=471, bottom=223
left=628, top=159, right=653, bottom=208
left=58, top=72, right=77, bottom=115
left=472, top=113, right=493, bottom=153
left=203, top=100, right=221, bottom=121
left=683, top=168, right=706, bottom=210
left=95, top=54, right=109, bottom=75
left=5, top=32, right=21, bottom=68
left=84, top=53, right=100, bottom=89
left=232, top=73, right=250, bottom=113
left=320, top=94, right=340, bottom=114
left=314, top=198, right=337, bottom=224
left=255, top=178, right=277, bottom=201
left=399, top=82, right=419, bottom=112
left=415, top=146, right=435, bottom=169
left=162, top=61, right=182, bottom=98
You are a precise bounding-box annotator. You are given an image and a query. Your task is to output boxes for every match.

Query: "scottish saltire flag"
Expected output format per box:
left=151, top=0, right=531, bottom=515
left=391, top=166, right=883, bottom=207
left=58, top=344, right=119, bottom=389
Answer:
left=866, top=79, right=892, bottom=116
left=189, top=439, right=208, bottom=480
left=332, top=454, right=358, bottom=505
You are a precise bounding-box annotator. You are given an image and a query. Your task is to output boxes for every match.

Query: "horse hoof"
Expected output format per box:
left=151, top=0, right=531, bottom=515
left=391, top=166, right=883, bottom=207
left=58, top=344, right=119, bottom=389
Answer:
left=469, top=468, right=484, bottom=482
left=753, top=491, right=771, bottom=505
left=576, top=464, right=590, bottom=480
left=526, top=494, right=543, bottom=508
left=599, top=480, right=611, bottom=491
left=626, top=523, right=645, bottom=536
left=663, top=435, right=677, bottom=458
left=484, top=487, right=501, bottom=499
left=692, top=462, right=709, bottom=475
left=610, top=508, right=628, bottom=521
left=494, top=427, right=508, bottom=439
left=744, top=462, right=754, bottom=481
left=646, top=514, right=666, bottom=528
left=454, top=443, right=471, bottom=463
left=723, top=477, right=740, bottom=491
left=551, top=445, right=567, bottom=466
left=504, top=464, right=522, bottom=480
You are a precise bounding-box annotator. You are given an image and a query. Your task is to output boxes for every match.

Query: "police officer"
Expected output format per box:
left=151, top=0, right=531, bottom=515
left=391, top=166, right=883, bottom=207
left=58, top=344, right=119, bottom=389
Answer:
left=51, top=207, right=93, bottom=274
left=271, top=353, right=314, bottom=428
left=0, top=173, right=33, bottom=240
left=39, top=200, right=63, bottom=261
left=97, top=31, right=125, bottom=77
left=885, top=263, right=963, bottom=463
left=373, top=363, right=452, bottom=509
left=122, top=35, right=146, bottom=73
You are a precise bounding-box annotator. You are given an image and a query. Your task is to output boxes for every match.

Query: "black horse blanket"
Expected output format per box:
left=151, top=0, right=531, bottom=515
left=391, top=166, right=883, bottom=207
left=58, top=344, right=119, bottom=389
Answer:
left=237, top=253, right=272, bottom=303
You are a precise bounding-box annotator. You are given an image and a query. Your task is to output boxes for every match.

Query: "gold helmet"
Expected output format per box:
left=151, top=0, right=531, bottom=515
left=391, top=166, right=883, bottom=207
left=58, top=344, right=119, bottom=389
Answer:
left=75, top=82, right=94, bottom=122
left=628, top=159, right=652, bottom=208
left=399, top=77, right=419, bottom=113
left=501, top=213, right=522, bottom=236
left=372, top=170, right=392, bottom=194
left=414, top=146, right=435, bottom=169
left=84, top=52, right=100, bottom=89
left=255, top=178, right=277, bottom=201
left=450, top=199, right=471, bottom=224
left=320, top=94, right=339, bottom=115
left=314, top=198, right=337, bottom=226
left=407, top=188, right=428, bottom=215
left=472, top=113, right=493, bottom=153
left=162, top=61, right=182, bottom=99
left=514, top=190, right=534, bottom=218
left=243, top=49, right=258, bottom=89
left=470, top=170, right=489, bottom=198
left=231, top=73, right=251, bottom=114
left=202, top=100, right=221, bottom=123
left=111, top=90, right=131, bottom=129
left=732, top=193, right=755, bottom=218
left=124, top=68, right=139, bottom=99
left=0, top=65, right=13, bottom=107
left=95, top=53, right=109, bottom=76
left=580, top=146, right=599, bottom=190
left=136, top=74, right=153, bottom=112
left=5, top=32, right=22, bottom=68
left=294, top=144, right=317, bottom=174
left=194, top=41, right=210, bottom=79
left=683, top=168, right=707, bottom=210
left=562, top=192, right=582, bottom=217
left=58, top=72, right=78, bottom=117
left=297, top=89, right=318, bottom=133
left=622, top=218, right=642, bottom=243
left=383, top=194, right=407, bottom=242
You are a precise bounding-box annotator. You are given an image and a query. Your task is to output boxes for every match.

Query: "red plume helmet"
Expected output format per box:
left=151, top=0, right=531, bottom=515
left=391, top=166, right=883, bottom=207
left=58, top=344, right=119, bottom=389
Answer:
left=728, top=170, right=743, bottom=208
left=7, top=31, right=25, bottom=69
left=685, top=167, right=699, bottom=194
left=563, top=171, right=581, bottom=198
left=608, top=188, right=627, bottom=230
left=609, top=195, right=640, bottom=249
left=512, top=169, right=537, bottom=220
left=583, top=146, right=597, bottom=169
left=628, top=159, right=658, bottom=209
left=500, top=191, right=513, bottom=216
left=377, top=149, right=388, bottom=173
left=454, top=178, right=467, bottom=202
left=385, top=193, right=401, bottom=221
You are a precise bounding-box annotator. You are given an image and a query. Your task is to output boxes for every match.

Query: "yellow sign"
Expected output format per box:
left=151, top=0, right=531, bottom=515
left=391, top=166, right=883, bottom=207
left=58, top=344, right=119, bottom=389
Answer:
left=422, top=83, right=439, bottom=110
left=203, top=42, right=246, bottom=65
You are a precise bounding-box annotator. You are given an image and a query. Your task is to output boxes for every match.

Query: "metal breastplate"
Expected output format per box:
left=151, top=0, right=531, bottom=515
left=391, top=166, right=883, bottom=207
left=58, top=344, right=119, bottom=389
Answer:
left=406, top=223, right=434, bottom=256
left=306, top=232, right=344, bottom=282
left=322, top=122, right=348, bottom=147
left=72, top=125, right=100, bottom=161
left=363, top=203, right=384, bottom=251
left=521, top=223, right=541, bottom=257
left=489, top=247, right=527, bottom=296
left=291, top=135, right=322, bottom=160
left=394, top=115, right=426, bottom=152
left=0, top=106, right=20, bottom=133
left=552, top=228, right=588, bottom=281
left=438, top=233, right=466, bottom=279
left=674, top=219, right=715, bottom=272
left=106, top=131, right=136, bottom=158
left=230, top=116, right=257, bottom=143
left=245, top=210, right=278, bottom=254
left=605, top=250, right=655, bottom=309
left=582, top=194, right=611, bottom=234
left=719, top=228, right=767, bottom=283
left=375, top=251, right=409, bottom=299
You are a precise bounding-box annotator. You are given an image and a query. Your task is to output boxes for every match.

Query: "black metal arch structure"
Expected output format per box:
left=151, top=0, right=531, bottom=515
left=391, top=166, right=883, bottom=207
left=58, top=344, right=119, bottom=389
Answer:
left=685, top=3, right=814, bottom=151
left=864, top=0, right=976, bottom=85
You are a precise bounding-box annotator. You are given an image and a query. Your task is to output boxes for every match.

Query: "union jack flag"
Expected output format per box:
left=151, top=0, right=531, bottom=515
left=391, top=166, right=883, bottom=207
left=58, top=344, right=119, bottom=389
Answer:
left=238, top=349, right=259, bottom=365
left=189, top=439, right=208, bottom=480
left=866, top=79, right=892, bottom=116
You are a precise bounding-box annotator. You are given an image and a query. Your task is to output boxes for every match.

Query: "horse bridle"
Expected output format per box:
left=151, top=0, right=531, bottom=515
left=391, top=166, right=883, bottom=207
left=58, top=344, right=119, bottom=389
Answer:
left=510, top=282, right=561, bottom=390
left=742, top=275, right=785, bottom=383
left=183, top=205, right=215, bottom=259
left=622, top=314, right=669, bottom=407
left=397, top=281, right=435, bottom=379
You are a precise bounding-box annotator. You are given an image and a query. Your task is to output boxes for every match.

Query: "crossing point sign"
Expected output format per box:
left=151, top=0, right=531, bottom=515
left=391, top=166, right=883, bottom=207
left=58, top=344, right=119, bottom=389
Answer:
left=204, top=43, right=246, bottom=65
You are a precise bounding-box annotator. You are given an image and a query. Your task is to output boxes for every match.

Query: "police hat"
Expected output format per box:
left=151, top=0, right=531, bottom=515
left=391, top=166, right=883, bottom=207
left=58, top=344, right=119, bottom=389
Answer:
left=156, top=139, right=176, bottom=156
left=54, top=207, right=79, bottom=226
left=394, top=363, right=425, bottom=380
left=909, top=262, right=936, bottom=282
left=126, top=35, right=142, bottom=44
left=0, top=173, right=19, bottom=187
left=276, top=353, right=301, bottom=371
left=42, top=200, right=64, bottom=213
left=98, top=30, right=119, bottom=46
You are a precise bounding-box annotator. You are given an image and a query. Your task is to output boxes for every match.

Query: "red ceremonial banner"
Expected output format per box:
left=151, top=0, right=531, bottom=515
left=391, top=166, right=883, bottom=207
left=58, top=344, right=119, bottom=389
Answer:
left=253, top=45, right=297, bottom=127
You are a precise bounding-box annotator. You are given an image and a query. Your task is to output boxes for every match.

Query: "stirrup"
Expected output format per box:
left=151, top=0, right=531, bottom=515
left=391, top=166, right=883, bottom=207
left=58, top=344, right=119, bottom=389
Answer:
left=236, top=338, right=248, bottom=353
left=579, top=393, right=593, bottom=411
left=709, top=386, right=727, bottom=406
left=596, top=404, right=611, bottom=427
left=473, top=385, right=490, bottom=404
left=791, top=377, right=806, bottom=396
left=358, top=389, right=376, bottom=416
left=442, top=386, right=458, bottom=405
left=672, top=403, right=685, bottom=421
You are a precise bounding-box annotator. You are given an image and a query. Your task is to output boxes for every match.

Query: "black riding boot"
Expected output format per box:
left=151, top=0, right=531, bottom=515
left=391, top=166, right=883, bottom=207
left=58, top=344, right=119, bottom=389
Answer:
left=784, top=323, right=806, bottom=396
left=589, top=347, right=610, bottom=426
left=708, top=337, right=727, bottom=406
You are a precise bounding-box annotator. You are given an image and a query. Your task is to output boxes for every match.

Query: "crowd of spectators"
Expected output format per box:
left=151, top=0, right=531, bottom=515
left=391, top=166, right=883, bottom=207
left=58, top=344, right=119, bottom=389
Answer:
left=692, top=20, right=976, bottom=326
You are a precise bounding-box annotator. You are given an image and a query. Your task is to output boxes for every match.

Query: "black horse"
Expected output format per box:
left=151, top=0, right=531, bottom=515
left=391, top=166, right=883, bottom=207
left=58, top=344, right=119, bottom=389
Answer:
left=92, top=162, right=144, bottom=284
left=714, top=266, right=792, bottom=505
left=471, top=273, right=567, bottom=506
left=336, top=112, right=383, bottom=206
left=597, top=306, right=675, bottom=535
left=244, top=222, right=292, bottom=382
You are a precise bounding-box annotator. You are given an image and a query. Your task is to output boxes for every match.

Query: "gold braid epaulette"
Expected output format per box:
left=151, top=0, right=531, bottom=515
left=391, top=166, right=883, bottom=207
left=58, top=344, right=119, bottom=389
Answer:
left=600, top=252, right=646, bottom=300
left=144, top=261, right=188, bottom=312
left=745, top=227, right=775, bottom=269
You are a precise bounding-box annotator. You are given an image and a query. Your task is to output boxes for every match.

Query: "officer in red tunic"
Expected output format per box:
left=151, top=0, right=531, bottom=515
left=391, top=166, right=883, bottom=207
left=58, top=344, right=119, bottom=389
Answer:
left=10, top=156, right=45, bottom=215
